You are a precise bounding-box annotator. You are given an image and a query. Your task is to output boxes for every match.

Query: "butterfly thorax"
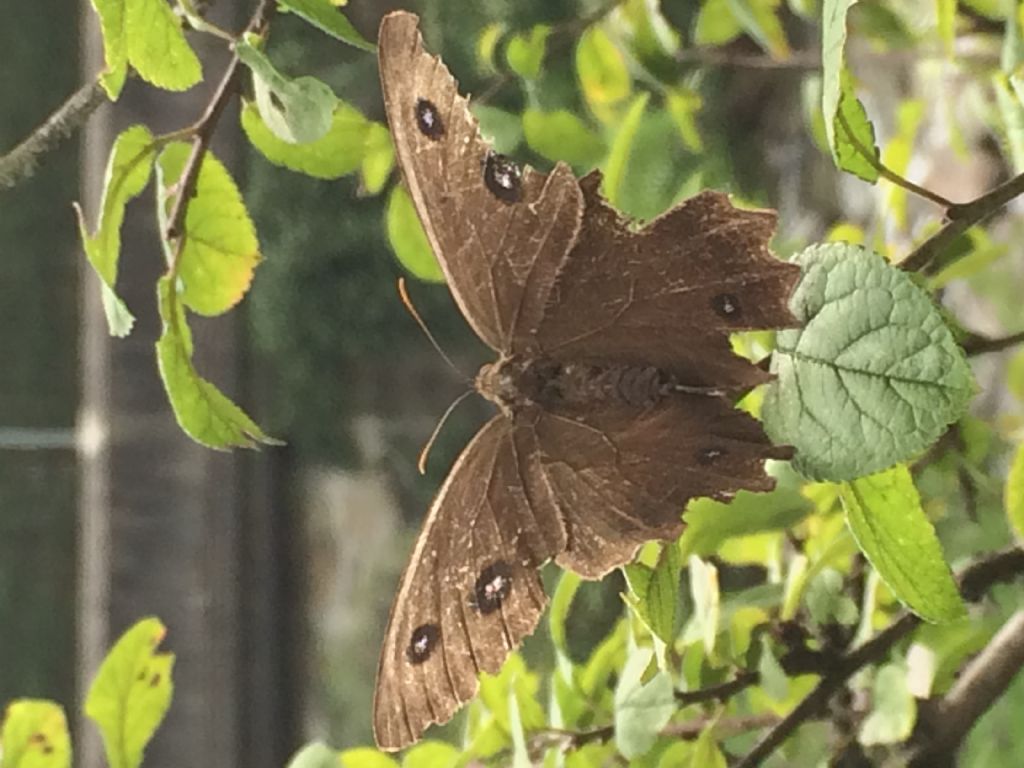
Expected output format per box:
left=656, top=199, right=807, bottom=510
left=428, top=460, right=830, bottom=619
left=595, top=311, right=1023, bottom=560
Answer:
left=476, top=355, right=689, bottom=416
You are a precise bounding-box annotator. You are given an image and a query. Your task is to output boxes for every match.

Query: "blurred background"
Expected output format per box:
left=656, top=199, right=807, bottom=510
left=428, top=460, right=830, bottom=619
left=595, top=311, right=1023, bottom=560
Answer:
left=2, top=0, right=1022, bottom=767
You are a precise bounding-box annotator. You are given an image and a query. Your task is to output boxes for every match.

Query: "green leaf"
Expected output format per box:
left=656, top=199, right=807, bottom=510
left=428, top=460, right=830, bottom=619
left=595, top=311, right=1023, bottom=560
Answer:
left=386, top=185, right=444, bottom=282
left=549, top=570, right=582, bottom=658
left=666, top=87, right=704, bottom=153
left=88, top=0, right=128, bottom=98
left=401, top=742, right=459, bottom=768
left=831, top=67, right=880, bottom=182
left=757, top=636, right=789, bottom=701
left=522, top=109, right=604, bottom=169
left=680, top=486, right=813, bottom=557
left=601, top=93, right=649, bottom=209
left=277, top=0, right=375, bottom=52
left=805, top=568, right=859, bottom=625
left=689, top=555, right=720, bottom=656
left=84, top=618, right=174, bottom=768
left=840, top=465, right=965, bottom=623
left=157, top=143, right=261, bottom=316
left=1, top=700, right=71, bottom=768
left=725, top=0, right=792, bottom=58
left=821, top=0, right=856, bottom=143
left=936, top=0, right=956, bottom=57
left=155, top=276, right=275, bottom=449
left=689, top=727, right=727, bottom=768
left=478, top=654, right=545, bottom=735
left=694, top=0, right=742, bottom=46
left=506, top=684, right=530, bottom=768
left=763, top=243, right=975, bottom=480
left=994, top=71, right=1024, bottom=172
left=338, top=748, right=397, bottom=768
left=624, top=544, right=681, bottom=645
left=473, top=105, right=523, bottom=155
left=576, top=26, right=631, bottom=123
left=858, top=662, right=916, bottom=745
left=506, top=24, right=550, bottom=80
left=75, top=124, right=155, bottom=336
left=1006, top=441, right=1024, bottom=541
left=361, top=122, right=394, bottom=194
left=237, top=40, right=339, bottom=144
left=287, top=742, right=340, bottom=768
left=614, top=647, right=675, bottom=759
left=241, top=99, right=370, bottom=179
left=125, top=0, right=202, bottom=91
left=881, top=100, right=924, bottom=228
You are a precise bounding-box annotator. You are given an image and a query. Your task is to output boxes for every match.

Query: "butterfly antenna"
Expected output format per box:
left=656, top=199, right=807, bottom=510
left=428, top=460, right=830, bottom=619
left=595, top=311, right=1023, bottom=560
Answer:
left=398, top=277, right=468, bottom=382
left=418, top=389, right=474, bottom=474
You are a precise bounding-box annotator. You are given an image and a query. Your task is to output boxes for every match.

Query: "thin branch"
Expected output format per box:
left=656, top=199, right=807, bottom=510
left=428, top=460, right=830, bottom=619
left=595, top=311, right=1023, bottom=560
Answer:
left=0, top=79, right=107, bottom=190
left=961, top=329, right=1024, bottom=356
left=836, top=109, right=954, bottom=209
left=163, top=0, right=274, bottom=250
left=675, top=670, right=759, bottom=706
left=900, top=169, right=1024, bottom=274
left=907, top=610, right=1024, bottom=767
left=734, top=546, right=1024, bottom=768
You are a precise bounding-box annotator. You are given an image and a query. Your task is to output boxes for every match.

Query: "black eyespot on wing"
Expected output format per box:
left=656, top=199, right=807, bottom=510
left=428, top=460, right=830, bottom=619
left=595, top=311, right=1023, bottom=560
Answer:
left=712, top=293, right=741, bottom=319
left=407, top=623, right=441, bottom=664
left=415, top=98, right=445, bottom=139
left=482, top=152, right=523, bottom=203
left=471, top=561, right=513, bottom=615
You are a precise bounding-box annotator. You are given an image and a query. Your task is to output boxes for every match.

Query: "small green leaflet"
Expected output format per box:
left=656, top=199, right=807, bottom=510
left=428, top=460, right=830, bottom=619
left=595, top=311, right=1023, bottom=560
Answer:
left=763, top=243, right=975, bottom=480
left=601, top=93, right=649, bottom=209
left=858, top=662, right=916, bottom=745
left=840, top=465, right=965, bottom=623
left=337, top=748, right=397, bottom=768
left=689, top=555, right=721, bottom=657
left=724, top=0, right=791, bottom=59
left=75, top=124, right=156, bottom=336
left=241, top=100, right=371, bottom=180
left=84, top=618, right=175, bottom=768
left=361, top=122, right=395, bottom=195
left=157, top=143, right=261, bottom=317
left=155, top=276, right=276, bottom=449
left=386, top=185, right=444, bottom=283
left=1, top=700, right=71, bottom=768
left=236, top=40, right=338, bottom=144
left=505, top=24, right=551, bottom=80
left=400, top=741, right=459, bottom=768
left=576, top=26, right=631, bottom=124
left=277, top=0, right=376, bottom=52
left=680, top=485, right=813, bottom=557
left=521, top=109, right=604, bottom=170
left=286, top=743, right=341, bottom=768
left=613, top=646, right=675, bottom=759
left=1004, top=441, right=1024, bottom=541
left=623, top=544, right=681, bottom=645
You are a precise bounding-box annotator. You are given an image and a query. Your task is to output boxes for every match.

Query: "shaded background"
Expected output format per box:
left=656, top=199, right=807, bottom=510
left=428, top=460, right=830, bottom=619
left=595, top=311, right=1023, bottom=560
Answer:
left=2, top=0, right=1023, bottom=766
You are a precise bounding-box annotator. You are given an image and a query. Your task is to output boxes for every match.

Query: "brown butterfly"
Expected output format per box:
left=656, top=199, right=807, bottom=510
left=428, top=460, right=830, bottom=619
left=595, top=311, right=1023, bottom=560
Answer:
left=374, top=11, right=799, bottom=751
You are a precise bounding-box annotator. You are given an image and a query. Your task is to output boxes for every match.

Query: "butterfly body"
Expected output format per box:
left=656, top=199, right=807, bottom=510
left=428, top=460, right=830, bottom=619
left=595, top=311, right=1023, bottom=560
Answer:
left=373, top=11, right=802, bottom=751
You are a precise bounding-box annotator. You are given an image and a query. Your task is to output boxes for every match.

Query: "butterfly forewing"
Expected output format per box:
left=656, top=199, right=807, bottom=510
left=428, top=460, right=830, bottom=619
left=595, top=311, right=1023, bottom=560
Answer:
left=372, top=417, right=564, bottom=751
left=378, top=12, right=583, bottom=352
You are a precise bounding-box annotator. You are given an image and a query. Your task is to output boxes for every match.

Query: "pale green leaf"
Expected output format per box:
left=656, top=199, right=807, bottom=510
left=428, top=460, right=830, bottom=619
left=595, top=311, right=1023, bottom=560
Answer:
left=694, top=0, right=742, bottom=45
left=241, top=100, right=369, bottom=179
left=155, top=277, right=275, bottom=449
left=401, top=742, right=459, bottom=768
left=805, top=568, right=859, bottom=625
left=506, top=24, right=550, bottom=80
left=680, top=486, right=813, bottom=557
left=88, top=0, right=128, bottom=98
left=157, top=143, right=261, bottom=316
left=666, top=87, right=703, bottom=153
left=613, top=647, right=674, bottom=759
left=386, top=185, right=444, bottom=282
left=1006, top=441, right=1024, bottom=541
left=763, top=243, right=975, bottom=480
left=75, top=124, right=155, bottom=335
left=476, top=23, right=504, bottom=73
left=689, top=727, right=727, bottom=768
left=506, top=684, right=530, bottom=768
left=549, top=570, right=582, bottom=658
left=576, top=27, right=631, bottom=123
left=725, top=0, right=792, bottom=58
left=822, top=0, right=857, bottom=147
left=287, top=742, right=340, bottom=768
left=841, top=465, right=965, bottom=623
left=1008, top=349, right=1024, bottom=403
left=757, top=636, right=789, bottom=701
left=478, top=654, right=545, bottom=735
left=361, top=122, right=394, bottom=194
left=277, top=0, right=375, bottom=51
left=1, top=700, right=71, bottom=768
left=522, top=108, right=604, bottom=169
left=994, top=72, right=1024, bottom=172
left=338, top=749, right=397, bottom=768
left=237, top=40, right=338, bottom=144
left=125, top=0, right=202, bottom=91
left=601, top=93, right=649, bottom=209
left=85, top=618, right=174, bottom=768
left=689, top=555, right=720, bottom=656
left=858, top=663, right=917, bottom=745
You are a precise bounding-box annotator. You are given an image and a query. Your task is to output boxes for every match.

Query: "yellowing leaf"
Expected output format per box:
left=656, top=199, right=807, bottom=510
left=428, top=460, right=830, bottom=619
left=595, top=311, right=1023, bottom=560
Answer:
left=85, top=618, right=175, bottom=768
left=576, top=27, right=631, bottom=123
left=1, top=700, right=71, bottom=768
left=124, top=0, right=202, bottom=91
left=157, top=143, right=261, bottom=316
